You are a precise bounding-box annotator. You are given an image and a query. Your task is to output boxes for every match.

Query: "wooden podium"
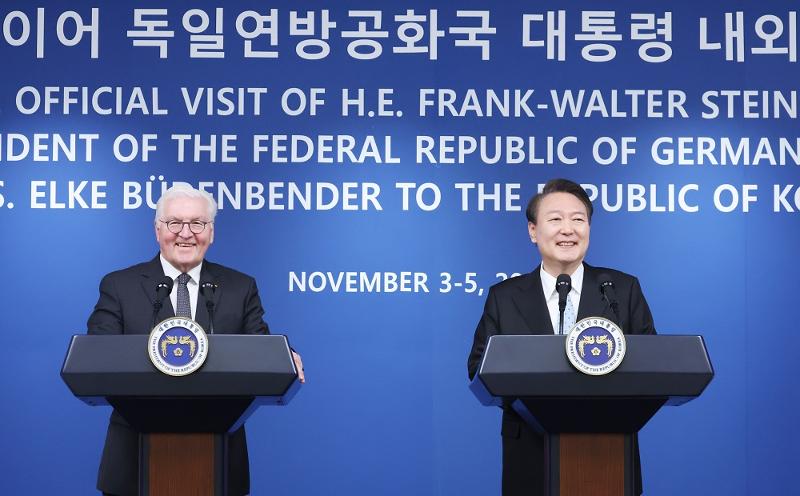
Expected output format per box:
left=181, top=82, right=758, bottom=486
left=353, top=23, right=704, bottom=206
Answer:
left=471, top=335, right=713, bottom=496
left=61, top=334, right=300, bottom=496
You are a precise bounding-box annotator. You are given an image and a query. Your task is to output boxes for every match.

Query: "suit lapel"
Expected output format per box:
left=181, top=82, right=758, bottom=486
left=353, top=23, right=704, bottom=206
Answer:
left=512, top=263, right=615, bottom=335
left=195, top=261, right=222, bottom=331
left=511, top=267, right=554, bottom=334
left=139, top=255, right=174, bottom=325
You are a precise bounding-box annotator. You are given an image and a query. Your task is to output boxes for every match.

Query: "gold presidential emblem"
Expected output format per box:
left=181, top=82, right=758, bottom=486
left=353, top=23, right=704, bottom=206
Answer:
left=565, top=317, right=626, bottom=376
left=148, top=317, right=209, bottom=376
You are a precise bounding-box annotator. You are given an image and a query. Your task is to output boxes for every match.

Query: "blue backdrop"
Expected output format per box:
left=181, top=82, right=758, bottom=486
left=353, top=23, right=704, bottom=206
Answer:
left=1, top=1, right=798, bottom=494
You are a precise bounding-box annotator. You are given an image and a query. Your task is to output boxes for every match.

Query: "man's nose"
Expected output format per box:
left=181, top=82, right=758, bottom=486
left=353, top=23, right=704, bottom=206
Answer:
left=178, top=224, right=193, bottom=236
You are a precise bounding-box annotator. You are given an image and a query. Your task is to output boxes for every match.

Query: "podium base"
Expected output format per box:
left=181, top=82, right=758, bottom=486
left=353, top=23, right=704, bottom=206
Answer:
left=545, top=433, right=633, bottom=496
left=140, top=433, right=227, bottom=496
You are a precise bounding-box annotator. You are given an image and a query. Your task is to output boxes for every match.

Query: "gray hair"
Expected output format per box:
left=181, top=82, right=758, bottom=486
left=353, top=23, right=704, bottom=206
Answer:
left=154, top=184, right=218, bottom=226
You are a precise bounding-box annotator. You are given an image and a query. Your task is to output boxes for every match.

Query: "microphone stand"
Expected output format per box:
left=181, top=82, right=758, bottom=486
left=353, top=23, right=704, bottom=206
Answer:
left=556, top=274, right=571, bottom=335
left=201, top=283, right=217, bottom=334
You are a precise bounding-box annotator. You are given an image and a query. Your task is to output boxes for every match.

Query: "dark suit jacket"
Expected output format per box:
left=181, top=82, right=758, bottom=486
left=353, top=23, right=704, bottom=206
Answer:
left=87, top=255, right=269, bottom=496
left=468, top=263, right=656, bottom=496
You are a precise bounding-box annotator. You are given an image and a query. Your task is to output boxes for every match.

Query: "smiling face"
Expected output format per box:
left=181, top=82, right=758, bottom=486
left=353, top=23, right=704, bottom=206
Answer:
left=156, top=196, right=214, bottom=273
left=528, top=191, right=590, bottom=276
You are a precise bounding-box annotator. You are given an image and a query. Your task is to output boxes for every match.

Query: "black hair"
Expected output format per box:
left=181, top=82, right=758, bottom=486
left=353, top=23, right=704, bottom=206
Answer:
left=525, top=178, right=593, bottom=224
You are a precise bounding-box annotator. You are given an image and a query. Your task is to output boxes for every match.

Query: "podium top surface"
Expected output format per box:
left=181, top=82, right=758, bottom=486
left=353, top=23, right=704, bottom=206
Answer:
left=61, top=334, right=298, bottom=402
left=473, top=335, right=713, bottom=405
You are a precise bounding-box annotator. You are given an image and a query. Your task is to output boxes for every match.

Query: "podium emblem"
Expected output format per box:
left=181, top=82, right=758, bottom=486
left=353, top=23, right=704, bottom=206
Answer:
left=148, top=317, right=209, bottom=376
left=565, top=317, right=626, bottom=375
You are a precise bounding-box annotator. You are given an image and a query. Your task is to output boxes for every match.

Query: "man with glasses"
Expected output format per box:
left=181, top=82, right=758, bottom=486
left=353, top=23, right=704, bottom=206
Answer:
left=87, top=183, right=304, bottom=496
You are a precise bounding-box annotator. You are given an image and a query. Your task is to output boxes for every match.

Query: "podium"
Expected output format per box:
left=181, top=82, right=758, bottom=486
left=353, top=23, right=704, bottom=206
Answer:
left=61, top=334, right=300, bottom=496
left=471, top=335, right=713, bottom=496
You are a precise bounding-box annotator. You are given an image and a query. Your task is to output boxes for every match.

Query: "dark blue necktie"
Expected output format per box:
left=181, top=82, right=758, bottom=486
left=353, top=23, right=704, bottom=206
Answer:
left=176, top=273, right=191, bottom=318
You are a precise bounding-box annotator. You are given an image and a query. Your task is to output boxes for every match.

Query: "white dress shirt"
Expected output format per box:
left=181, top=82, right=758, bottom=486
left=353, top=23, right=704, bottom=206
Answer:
left=159, top=254, right=202, bottom=320
left=539, top=263, right=584, bottom=333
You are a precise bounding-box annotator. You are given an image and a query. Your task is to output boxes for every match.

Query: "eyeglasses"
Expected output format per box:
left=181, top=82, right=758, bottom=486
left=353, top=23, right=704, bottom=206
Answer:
left=160, top=219, right=213, bottom=234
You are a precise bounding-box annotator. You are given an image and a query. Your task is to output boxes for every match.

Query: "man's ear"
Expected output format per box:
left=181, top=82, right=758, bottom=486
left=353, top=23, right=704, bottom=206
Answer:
left=528, top=221, right=537, bottom=244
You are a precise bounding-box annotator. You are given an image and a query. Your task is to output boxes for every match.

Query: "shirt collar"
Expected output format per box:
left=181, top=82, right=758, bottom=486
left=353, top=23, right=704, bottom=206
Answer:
left=159, top=254, right=203, bottom=284
left=540, top=263, right=584, bottom=300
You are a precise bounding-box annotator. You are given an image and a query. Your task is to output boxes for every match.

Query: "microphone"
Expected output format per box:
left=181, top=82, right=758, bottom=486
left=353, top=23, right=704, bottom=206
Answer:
left=556, top=274, right=571, bottom=335
left=598, top=273, right=620, bottom=324
left=152, top=276, right=174, bottom=328
left=200, top=282, right=218, bottom=334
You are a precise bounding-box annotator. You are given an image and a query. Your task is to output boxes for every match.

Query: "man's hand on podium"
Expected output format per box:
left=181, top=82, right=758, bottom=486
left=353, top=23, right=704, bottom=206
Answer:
left=292, top=351, right=305, bottom=383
